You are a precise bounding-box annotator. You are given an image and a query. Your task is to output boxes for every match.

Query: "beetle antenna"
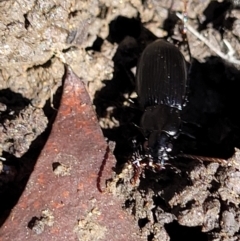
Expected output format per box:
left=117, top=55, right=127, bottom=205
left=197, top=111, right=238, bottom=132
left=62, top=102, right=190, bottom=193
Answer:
left=132, top=122, right=142, bottom=130
left=178, top=153, right=228, bottom=165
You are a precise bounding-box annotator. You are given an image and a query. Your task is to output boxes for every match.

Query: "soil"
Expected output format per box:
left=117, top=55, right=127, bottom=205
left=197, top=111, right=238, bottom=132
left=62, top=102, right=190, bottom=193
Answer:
left=1, top=0, right=240, bottom=240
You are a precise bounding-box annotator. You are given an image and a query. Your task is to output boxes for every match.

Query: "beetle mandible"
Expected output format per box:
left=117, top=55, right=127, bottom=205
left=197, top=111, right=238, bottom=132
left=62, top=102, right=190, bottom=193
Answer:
left=136, top=39, right=188, bottom=167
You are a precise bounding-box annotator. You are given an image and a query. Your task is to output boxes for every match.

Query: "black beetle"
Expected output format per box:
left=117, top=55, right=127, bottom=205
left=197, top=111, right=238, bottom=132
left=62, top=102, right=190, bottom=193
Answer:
left=135, top=39, right=188, bottom=167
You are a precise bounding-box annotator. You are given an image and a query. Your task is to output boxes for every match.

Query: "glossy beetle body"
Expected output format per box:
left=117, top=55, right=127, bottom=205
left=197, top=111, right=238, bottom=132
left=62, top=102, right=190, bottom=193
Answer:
left=136, top=39, right=188, bottom=165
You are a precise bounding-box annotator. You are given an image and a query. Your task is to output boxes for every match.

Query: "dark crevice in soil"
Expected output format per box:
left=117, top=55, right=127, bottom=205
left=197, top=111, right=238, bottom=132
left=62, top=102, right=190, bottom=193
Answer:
left=165, top=221, right=208, bottom=241
left=0, top=89, right=30, bottom=123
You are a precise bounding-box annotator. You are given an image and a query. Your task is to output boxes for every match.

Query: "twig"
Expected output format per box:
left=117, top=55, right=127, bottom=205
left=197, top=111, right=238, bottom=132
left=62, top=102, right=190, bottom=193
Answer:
left=176, top=12, right=240, bottom=65
left=223, top=39, right=235, bottom=58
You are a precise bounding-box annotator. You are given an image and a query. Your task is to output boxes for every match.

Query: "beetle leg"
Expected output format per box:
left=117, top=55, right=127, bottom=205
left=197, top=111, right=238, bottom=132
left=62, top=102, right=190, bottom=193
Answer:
left=179, top=123, right=198, bottom=139
left=178, top=153, right=228, bottom=165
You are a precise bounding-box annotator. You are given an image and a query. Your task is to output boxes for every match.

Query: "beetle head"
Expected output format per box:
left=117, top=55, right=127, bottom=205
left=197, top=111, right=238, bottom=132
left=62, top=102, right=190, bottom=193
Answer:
left=147, top=131, right=173, bottom=165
